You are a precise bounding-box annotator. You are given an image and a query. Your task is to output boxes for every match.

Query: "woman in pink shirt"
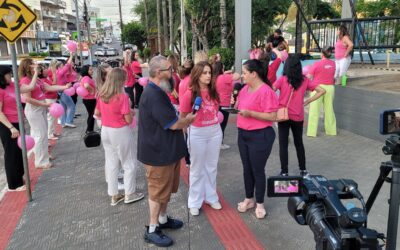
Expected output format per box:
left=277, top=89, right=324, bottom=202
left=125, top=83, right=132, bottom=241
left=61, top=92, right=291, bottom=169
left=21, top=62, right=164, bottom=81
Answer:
left=167, top=55, right=180, bottom=107
left=0, top=65, right=38, bottom=191
left=80, top=65, right=97, bottom=133
left=234, top=59, right=278, bottom=219
left=123, top=50, right=135, bottom=108
left=19, top=59, right=71, bottom=169
left=273, top=54, right=325, bottom=177
left=334, top=25, right=354, bottom=85
left=94, top=68, right=144, bottom=206
left=307, top=47, right=336, bottom=137
left=131, top=51, right=148, bottom=108
left=178, top=59, right=194, bottom=104
left=180, top=61, right=223, bottom=216
left=43, top=62, right=59, bottom=140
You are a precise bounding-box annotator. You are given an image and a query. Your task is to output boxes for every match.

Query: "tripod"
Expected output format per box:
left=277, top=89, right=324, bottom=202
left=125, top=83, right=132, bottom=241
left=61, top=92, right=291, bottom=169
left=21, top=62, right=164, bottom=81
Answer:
left=365, top=136, right=400, bottom=250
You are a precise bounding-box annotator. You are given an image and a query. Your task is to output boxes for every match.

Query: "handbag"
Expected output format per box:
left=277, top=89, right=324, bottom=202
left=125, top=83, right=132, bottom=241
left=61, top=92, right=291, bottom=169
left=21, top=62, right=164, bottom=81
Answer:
left=83, top=131, right=101, bottom=148
left=276, top=89, right=294, bottom=122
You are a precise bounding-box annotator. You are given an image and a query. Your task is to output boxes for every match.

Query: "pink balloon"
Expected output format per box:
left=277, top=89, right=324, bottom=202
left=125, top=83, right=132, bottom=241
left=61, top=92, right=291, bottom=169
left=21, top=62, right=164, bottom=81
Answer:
left=280, top=50, right=288, bottom=62
left=302, top=65, right=311, bottom=75
left=217, top=111, right=224, bottom=124
left=138, top=77, right=148, bottom=87
left=49, top=103, right=64, bottom=118
left=73, top=82, right=80, bottom=89
left=76, top=86, right=89, bottom=97
left=18, top=135, right=35, bottom=150
left=66, top=41, right=77, bottom=53
left=64, top=87, right=76, bottom=96
left=129, top=117, right=137, bottom=128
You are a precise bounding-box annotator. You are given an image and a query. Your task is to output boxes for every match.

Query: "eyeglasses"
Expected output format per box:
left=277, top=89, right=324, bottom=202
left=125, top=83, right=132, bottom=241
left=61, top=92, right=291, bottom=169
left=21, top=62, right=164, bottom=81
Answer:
left=159, top=66, right=172, bottom=72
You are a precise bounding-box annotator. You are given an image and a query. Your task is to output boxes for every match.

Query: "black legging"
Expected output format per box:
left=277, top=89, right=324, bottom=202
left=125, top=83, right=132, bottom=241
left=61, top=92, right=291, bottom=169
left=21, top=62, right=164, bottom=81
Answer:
left=71, top=93, right=78, bottom=105
left=238, top=126, right=275, bottom=204
left=135, top=73, right=143, bottom=107
left=219, top=107, right=230, bottom=139
left=124, top=86, right=135, bottom=109
left=82, top=99, right=96, bottom=132
left=0, top=122, right=24, bottom=189
left=278, top=120, right=306, bottom=174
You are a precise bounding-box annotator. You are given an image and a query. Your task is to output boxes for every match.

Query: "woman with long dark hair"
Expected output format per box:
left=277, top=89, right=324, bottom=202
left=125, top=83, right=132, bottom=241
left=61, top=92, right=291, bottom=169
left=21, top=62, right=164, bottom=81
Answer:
left=123, top=50, right=135, bottom=108
left=131, top=51, right=148, bottom=108
left=80, top=65, right=96, bottom=133
left=273, top=54, right=325, bottom=177
left=234, top=59, right=278, bottom=219
left=180, top=61, right=223, bottom=216
left=167, top=54, right=180, bottom=108
left=334, top=25, right=354, bottom=85
left=0, top=65, right=37, bottom=190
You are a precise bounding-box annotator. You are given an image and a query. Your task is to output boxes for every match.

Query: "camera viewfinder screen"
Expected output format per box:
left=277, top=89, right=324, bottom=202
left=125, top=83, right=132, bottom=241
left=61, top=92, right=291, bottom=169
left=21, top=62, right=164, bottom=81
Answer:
left=387, top=111, right=400, bottom=134
left=274, top=180, right=299, bottom=194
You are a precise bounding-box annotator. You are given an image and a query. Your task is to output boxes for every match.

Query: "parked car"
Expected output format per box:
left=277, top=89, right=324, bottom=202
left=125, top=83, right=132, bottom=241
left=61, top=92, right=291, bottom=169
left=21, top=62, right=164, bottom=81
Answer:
left=106, top=48, right=119, bottom=56
left=94, top=47, right=107, bottom=56
left=104, top=37, right=112, bottom=44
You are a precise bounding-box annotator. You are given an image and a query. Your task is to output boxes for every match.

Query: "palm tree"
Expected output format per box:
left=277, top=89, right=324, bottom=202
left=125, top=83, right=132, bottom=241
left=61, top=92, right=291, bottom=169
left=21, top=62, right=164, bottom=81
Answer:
left=162, top=0, right=169, bottom=52
left=157, top=0, right=162, bottom=52
left=294, top=0, right=318, bottom=53
left=220, top=0, right=228, bottom=48
left=168, top=0, right=174, bottom=51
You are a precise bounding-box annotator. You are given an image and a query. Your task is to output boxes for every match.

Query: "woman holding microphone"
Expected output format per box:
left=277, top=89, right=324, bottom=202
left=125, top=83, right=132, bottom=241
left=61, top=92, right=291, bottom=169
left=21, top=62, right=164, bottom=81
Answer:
left=19, top=58, right=71, bottom=169
left=234, top=59, right=278, bottom=219
left=180, top=61, right=223, bottom=216
left=307, top=47, right=337, bottom=137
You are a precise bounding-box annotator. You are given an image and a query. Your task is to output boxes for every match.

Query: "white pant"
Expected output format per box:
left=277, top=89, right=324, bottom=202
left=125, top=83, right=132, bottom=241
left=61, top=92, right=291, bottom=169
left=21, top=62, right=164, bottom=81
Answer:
left=25, top=103, right=50, bottom=166
left=335, top=56, right=351, bottom=78
left=188, top=124, right=222, bottom=208
left=46, top=99, right=57, bottom=137
left=101, top=125, right=137, bottom=196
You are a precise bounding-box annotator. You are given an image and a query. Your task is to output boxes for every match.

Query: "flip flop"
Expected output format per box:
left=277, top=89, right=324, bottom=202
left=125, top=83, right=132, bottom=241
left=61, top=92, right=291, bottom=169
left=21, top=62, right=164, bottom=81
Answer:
left=237, top=201, right=255, bottom=213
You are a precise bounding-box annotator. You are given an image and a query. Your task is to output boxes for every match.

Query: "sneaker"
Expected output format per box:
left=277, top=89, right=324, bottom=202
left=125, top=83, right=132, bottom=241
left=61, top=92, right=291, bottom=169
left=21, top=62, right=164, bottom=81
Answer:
left=48, top=136, right=59, bottom=140
left=36, top=163, right=53, bottom=169
left=144, top=226, right=173, bottom=247
left=189, top=208, right=199, bottom=216
left=124, top=192, right=144, bottom=204
left=159, top=217, right=183, bottom=229
left=64, top=123, right=76, bottom=128
left=75, top=113, right=82, bottom=117
left=279, top=171, right=289, bottom=176
left=206, top=202, right=222, bottom=210
left=7, top=185, right=26, bottom=192
left=110, top=194, right=124, bottom=206
left=300, top=170, right=309, bottom=177
left=220, top=144, right=230, bottom=150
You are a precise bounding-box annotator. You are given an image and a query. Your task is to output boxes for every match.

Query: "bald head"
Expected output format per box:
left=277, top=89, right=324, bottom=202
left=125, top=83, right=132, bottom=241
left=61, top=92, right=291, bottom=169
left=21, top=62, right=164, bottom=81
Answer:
left=149, top=55, right=168, bottom=78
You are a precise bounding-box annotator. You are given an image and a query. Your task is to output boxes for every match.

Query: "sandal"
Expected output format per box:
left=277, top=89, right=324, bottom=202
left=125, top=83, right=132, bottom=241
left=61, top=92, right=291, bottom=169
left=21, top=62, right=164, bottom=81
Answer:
left=255, top=207, right=267, bottom=219
left=237, top=200, right=255, bottom=213
left=36, top=163, right=53, bottom=169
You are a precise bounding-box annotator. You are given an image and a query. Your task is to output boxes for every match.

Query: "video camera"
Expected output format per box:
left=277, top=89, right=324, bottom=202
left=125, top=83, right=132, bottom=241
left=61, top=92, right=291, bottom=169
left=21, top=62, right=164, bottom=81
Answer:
left=266, top=109, right=400, bottom=249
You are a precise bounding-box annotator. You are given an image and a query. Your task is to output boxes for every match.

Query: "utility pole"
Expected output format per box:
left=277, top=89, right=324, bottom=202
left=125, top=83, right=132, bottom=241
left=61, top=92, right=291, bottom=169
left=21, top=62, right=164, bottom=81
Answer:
left=74, top=0, right=83, bottom=66
left=83, top=0, right=93, bottom=64
left=180, top=0, right=187, bottom=63
left=118, top=0, right=124, bottom=50
left=144, top=0, right=149, bottom=45
left=156, top=0, right=161, bottom=53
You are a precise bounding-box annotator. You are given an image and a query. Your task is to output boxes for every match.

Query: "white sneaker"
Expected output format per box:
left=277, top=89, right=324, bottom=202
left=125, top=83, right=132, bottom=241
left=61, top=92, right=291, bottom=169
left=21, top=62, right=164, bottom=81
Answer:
left=189, top=208, right=199, bottom=216
left=64, top=123, right=76, bottom=128
left=220, top=144, right=230, bottom=150
left=207, top=202, right=222, bottom=210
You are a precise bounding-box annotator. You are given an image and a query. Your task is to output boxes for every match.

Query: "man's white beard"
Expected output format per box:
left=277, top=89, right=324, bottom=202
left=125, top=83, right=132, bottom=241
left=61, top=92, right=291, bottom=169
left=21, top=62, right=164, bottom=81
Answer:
left=160, top=79, right=172, bottom=93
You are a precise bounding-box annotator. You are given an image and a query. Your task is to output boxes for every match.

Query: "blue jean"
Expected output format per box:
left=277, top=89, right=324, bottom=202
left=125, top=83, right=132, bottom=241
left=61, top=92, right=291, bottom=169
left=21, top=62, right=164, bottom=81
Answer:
left=59, top=92, right=76, bottom=125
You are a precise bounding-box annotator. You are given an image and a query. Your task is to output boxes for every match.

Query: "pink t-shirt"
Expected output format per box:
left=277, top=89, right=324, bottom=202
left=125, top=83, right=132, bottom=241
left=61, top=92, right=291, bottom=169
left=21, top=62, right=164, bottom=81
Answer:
left=43, top=77, right=58, bottom=99
left=309, top=58, right=336, bottom=85
left=80, top=76, right=96, bottom=99
left=172, top=72, right=181, bottom=93
left=237, top=84, right=278, bottom=130
left=178, top=75, right=190, bottom=104
left=56, top=63, right=71, bottom=86
left=274, top=76, right=317, bottom=121
left=96, top=93, right=130, bottom=128
left=268, top=58, right=282, bottom=84
left=216, top=74, right=233, bottom=107
left=20, top=76, right=46, bottom=100
left=0, top=83, right=18, bottom=123
left=335, top=39, right=348, bottom=59
left=66, top=69, right=78, bottom=83
left=124, top=64, right=135, bottom=87
left=131, top=61, right=142, bottom=74
left=180, top=89, right=219, bottom=127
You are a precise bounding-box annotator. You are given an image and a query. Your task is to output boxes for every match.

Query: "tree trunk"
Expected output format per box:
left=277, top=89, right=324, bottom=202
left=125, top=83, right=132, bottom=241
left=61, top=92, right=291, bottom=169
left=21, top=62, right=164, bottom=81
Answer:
left=157, top=0, right=162, bottom=53
left=162, top=0, right=169, bottom=52
left=143, top=0, right=149, bottom=45
left=180, top=0, right=187, bottom=63
left=295, top=0, right=303, bottom=53
left=220, top=0, right=228, bottom=48
left=191, top=19, right=209, bottom=52
left=168, top=0, right=174, bottom=51
left=191, top=18, right=198, bottom=59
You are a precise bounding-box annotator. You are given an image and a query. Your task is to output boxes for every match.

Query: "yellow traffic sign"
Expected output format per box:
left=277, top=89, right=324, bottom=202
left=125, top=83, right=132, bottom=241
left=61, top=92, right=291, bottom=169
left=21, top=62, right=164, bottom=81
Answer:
left=0, top=0, right=37, bottom=43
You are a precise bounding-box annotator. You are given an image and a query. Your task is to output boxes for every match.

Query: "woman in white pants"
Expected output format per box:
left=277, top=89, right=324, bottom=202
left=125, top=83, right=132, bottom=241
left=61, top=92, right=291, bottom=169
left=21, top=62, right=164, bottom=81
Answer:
left=334, top=25, right=354, bottom=85
left=94, top=68, right=144, bottom=206
left=19, top=59, right=70, bottom=169
left=42, top=62, right=59, bottom=140
left=180, top=61, right=223, bottom=216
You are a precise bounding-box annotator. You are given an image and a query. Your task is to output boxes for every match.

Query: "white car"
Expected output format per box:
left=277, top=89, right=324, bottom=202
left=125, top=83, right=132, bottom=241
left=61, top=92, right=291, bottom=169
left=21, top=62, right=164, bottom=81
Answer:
left=106, top=48, right=118, bottom=56
left=94, top=48, right=107, bottom=56
left=104, top=38, right=112, bottom=44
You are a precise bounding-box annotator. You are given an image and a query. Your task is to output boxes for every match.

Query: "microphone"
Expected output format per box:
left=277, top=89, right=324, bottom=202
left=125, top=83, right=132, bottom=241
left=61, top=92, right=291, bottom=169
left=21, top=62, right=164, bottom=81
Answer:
left=231, top=82, right=243, bottom=108
left=192, top=96, right=202, bottom=114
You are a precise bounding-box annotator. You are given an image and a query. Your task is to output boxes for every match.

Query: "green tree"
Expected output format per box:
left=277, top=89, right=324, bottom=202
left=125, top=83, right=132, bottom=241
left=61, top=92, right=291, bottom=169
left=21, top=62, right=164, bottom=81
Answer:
left=356, top=0, right=400, bottom=17
left=313, top=0, right=340, bottom=19
left=121, top=22, right=147, bottom=50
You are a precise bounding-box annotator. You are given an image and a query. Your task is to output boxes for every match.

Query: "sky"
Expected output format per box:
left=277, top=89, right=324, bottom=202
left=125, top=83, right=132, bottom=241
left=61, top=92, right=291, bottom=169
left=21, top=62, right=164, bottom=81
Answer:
left=90, top=0, right=140, bottom=35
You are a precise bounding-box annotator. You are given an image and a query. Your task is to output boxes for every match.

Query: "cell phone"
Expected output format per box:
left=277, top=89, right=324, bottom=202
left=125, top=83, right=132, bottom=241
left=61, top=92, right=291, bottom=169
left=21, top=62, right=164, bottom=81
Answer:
left=221, top=107, right=240, bottom=114
left=380, top=109, right=400, bottom=135
left=267, top=176, right=303, bottom=197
